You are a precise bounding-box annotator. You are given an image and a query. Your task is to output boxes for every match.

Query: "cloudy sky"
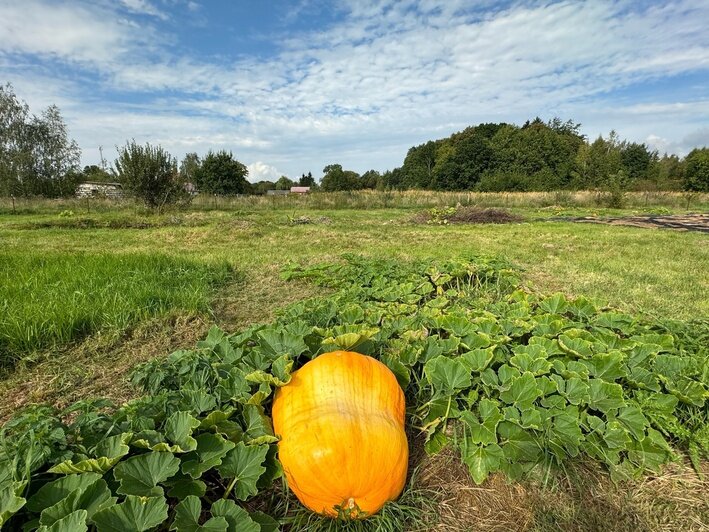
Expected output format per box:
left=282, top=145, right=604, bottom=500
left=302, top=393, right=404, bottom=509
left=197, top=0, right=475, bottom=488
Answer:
left=1, top=0, right=708, bottom=181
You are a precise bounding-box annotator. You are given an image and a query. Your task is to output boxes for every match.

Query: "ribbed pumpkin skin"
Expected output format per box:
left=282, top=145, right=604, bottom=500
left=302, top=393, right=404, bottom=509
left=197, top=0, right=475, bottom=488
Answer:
left=272, top=351, right=408, bottom=517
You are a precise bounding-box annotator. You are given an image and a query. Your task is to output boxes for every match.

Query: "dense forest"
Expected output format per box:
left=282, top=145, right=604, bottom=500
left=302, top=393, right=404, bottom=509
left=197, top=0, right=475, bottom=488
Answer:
left=322, top=118, right=708, bottom=193
left=2, top=83, right=708, bottom=199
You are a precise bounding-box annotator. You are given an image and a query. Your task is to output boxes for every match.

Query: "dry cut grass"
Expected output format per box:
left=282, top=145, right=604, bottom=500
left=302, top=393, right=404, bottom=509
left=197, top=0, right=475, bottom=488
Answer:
left=0, top=268, right=320, bottom=424
left=416, top=446, right=709, bottom=532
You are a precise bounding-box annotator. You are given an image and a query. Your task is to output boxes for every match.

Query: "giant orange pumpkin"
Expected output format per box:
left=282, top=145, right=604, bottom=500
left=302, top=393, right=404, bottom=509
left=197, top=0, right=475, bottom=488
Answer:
left=271, top=350, right=408, bottom=517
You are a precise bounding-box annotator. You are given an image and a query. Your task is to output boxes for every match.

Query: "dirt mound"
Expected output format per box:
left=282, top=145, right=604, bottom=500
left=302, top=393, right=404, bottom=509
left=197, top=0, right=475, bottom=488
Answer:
left=414, top=206, right=524, bottom=225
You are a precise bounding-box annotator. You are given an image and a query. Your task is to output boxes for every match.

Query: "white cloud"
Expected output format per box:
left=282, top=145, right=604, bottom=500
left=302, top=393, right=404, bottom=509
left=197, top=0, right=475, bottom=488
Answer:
left=247, top=162, right=284, bottom=182
left=0, top=1, right=145, bottom=64
left=1, top=0, right=708, bottom=175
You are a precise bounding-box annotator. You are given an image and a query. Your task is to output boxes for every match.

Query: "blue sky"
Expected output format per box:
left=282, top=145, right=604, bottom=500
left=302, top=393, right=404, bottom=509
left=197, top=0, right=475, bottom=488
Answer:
left=1, top=0, right=708, bottom=181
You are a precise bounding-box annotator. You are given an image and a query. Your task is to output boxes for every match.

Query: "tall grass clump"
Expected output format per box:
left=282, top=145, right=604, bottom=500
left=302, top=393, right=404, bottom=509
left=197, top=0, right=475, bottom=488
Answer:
left=0, top=252, right=233, bottom=366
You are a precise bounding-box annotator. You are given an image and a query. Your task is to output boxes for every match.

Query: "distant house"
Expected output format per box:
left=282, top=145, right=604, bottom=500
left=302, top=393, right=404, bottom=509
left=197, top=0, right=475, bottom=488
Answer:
left=266, top=189, right=289, bottom=196
left=290, top=186, right=311, bottom=194
left=76, top=182, right=123, bottom=199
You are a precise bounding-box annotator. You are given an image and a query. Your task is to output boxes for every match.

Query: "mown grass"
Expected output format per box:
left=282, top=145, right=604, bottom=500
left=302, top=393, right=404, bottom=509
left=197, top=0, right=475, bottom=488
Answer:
left=0, top=252, right=233, bottom=367
left=0, top=196, right=707, bottom=532
left=2, top=207, right=705, bottom=320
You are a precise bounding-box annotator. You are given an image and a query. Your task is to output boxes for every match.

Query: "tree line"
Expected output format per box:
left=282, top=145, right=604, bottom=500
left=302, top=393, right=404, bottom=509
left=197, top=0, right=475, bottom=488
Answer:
left=321, top=118, right=708, bottom=193
left=2, top=84, right=708, bottom=207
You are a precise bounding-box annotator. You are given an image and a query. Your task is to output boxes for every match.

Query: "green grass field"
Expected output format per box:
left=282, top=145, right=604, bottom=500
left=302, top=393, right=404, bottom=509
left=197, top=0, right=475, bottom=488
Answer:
left=0, top=193, right=707, bottom=532
left=0, top=252, right=233, bottom=366
left=1, top=205, right=706, bottom=323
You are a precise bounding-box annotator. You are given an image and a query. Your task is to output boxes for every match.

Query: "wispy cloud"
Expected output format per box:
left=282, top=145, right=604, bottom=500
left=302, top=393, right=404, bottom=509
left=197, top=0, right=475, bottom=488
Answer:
left=119, top=0, right=169, bottom=20
left=1, top=0, right=708, bottom=176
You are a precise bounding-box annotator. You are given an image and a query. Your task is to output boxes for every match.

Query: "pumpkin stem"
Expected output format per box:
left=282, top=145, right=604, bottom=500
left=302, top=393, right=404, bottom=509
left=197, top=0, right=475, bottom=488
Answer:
left=223, top=477, right=238, bottom=500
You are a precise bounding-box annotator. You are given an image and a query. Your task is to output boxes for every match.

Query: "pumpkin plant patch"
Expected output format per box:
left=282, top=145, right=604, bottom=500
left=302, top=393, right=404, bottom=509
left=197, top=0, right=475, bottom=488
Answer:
left=0, top=255, right=707, bottom=530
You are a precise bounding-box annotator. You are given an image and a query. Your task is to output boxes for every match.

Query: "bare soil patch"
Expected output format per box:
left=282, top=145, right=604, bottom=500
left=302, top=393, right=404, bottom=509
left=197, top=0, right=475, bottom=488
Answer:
left=563, top=213, right=709, bottom=233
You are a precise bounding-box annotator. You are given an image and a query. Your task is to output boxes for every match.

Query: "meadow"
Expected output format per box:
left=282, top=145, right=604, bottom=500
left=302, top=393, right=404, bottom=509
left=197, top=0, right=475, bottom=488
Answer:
left=0, top=191, right=707, bottom=531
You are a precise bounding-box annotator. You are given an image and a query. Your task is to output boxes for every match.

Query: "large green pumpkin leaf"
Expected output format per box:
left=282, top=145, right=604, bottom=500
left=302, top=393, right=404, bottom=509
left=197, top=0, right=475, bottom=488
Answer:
left=584, top=352, right=628, bottom=382
left=216, top=442, right=268, bottom=500
left=177, top=390, right=217, bottom=415
left=627, top=366, right=661, bottom=392
left=257, top=329, right=308, bottom=358
left=460, top=349, right=494, bottom=372
left=498, top=422, right=541, bottom=463
left=182, top=433, right=235, bottom=479
left=552, top=376, right=590, bottom=406
left=499, top=372, right=542, bottom=409
left=27, top=473, right=101, bottom=513
left=602, top=421, right=631, bottom=450
left=49, top=433, right=132, bottom=474
left=379, top=354, right=411, bottom=389
left=38, top=479, right=115, bottom=526
left=170, top=496, right=228, bottom=532
left=93, top=495, right=168, bottom=532
left=460, top=441, right=505, bottom=485
left=248, top=511, right=279, bottom=532
left=631, top=334, right=674, bottom=351
left=436, top=315, right=476, bottom=337
left=588, top=380, right=626, bottom=413
left=166, top=477, right=207, bottom=500
left=529, top=336, right=565, bottom=355
left=217, top=369, right=251, bottom=404
left=114, top=452, right=180, bottom=497
left=424, top=356, right=472, bottom=397
left=538, top=293, right=569, bottom=315
left=0, top=482, right=26, bottom=527
left=210, top=500, right=261, bottom=532
left=461, top=332, right=493, bottom=350
left=665, top=377, right=707, bottom=407
left=256, top=445, right=283, bottom=490
left=164, top=412, right=201, bottom=453
left=322, top=329, right=378, bottom=351
left=37, top=509, right=87, bottom=532
left=199, top=410, right=243, bottom=442
left=242, top=405, right=278, bottom=445
left=616, top=406, right=648, bottom=440
left=509, top=353, right=552, bottom=376
left=460, top=398, right=502, bottom=445
left=558, top=334, right=594, bottom=359
left=497, top=364, right=521, bottom=386
left=627, top=428, right=673, bottom=472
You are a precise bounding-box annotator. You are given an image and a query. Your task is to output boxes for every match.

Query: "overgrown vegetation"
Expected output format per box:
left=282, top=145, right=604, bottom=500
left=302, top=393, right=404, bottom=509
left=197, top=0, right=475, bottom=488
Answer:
left=1, top=256, right=706, bottom=530
left=0, top=253, right=233, bottom=366
left=4, top=189, right=707, bottom=215
left=114, top=141, right=190, bottom=209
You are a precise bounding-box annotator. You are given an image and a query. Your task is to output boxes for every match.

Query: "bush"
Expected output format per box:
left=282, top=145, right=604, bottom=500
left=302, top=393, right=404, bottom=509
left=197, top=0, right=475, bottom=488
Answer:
left=114, top=141, right=188, bottom=208
left=594, top=171, right=628, bottom=208
left=193, top=150, right=250, bottom=195
left=684, top=148, right=709, bottom=192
